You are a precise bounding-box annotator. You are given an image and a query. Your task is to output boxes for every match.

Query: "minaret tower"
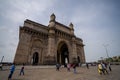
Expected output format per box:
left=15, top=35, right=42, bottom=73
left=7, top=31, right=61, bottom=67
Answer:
left=69, top=22, right=77, bottom=62
left=46, top=13, right=56, bottom=64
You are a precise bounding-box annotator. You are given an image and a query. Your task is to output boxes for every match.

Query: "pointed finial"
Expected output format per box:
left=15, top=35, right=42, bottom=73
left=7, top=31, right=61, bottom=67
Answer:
left=69, top=22, right=74, bottom=30
left=50, top=13, right=56, bottom=22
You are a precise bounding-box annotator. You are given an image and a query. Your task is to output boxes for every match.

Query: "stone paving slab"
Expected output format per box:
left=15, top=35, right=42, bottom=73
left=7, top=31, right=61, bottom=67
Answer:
left=0, top=65, right=120, bottom=80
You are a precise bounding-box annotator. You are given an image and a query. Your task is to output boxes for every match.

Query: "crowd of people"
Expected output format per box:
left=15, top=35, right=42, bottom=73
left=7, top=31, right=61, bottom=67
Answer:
left=56, top=61, right=112, bottom=75
left=98, top=62, right=112, bottom=75
left=0, top=61, right=112, bottom=80
left=56, top=62, right=82, bottom=74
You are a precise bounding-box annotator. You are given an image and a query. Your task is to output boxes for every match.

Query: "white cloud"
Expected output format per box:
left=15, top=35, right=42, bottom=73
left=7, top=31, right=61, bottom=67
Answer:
left=0, top=0, right=120, bottom=62
left=0, top=0, right=56, bottom=62
left=70, top=2, right=120, bottom=62
left=1, top=0, right=56, bottom=23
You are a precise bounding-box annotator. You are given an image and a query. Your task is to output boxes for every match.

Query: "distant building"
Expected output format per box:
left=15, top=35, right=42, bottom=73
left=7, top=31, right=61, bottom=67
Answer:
left=14, top=14, right=85, bottom=65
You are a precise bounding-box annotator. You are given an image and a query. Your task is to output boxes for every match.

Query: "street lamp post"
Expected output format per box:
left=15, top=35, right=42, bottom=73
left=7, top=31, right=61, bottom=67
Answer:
left=103, top=44, right=109, bottom=58
left=1, top=56, right=4, bottom=63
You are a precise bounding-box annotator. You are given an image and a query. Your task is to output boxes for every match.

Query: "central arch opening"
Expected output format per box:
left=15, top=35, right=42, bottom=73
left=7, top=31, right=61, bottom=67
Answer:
left=57, top=42, right=69, bottom=66
left=32, top=52, right=39, bottom=65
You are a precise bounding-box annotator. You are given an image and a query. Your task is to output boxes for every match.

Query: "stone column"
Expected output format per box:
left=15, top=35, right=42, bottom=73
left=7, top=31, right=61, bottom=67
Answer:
left=46, top=29, right=56, bottom=64
left=69, top=23, right=77, bottom=63
left=71, top=37, right=77, bottom=63
left=45, top=13, right=56, bottom=64
left=48, top=31, right=55, bottom=56
left=69, top=22, right=74, bottom=35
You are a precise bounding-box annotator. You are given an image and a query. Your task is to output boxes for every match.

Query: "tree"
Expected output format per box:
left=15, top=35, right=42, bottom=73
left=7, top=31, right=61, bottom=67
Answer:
left=106, top=57, right=113, bottom=62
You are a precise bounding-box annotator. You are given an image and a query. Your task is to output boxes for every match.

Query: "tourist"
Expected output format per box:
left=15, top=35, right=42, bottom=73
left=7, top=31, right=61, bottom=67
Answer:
left=19, top=63, right=25, bottom=75
left=72, top=63, right=77, bottom=74
left=67, top=63, right=71, bottom=71
left=0, top=63, right=3, bottom=70
left=86, top=63, right=89, bottom=69
left=8, top=63, right=15, bottom=80
left=56, top=63, right=60, bottom=71
left=108, top=62, right=112, bottom=71
left=101, top=62, right=109, bottom=74
left=98, top=63, right=104, bottom=75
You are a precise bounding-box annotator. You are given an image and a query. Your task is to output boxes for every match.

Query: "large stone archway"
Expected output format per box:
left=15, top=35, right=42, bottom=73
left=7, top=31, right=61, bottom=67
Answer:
left=57, top=41, right=69, bottom=65
left=14, top=14, right=86, bottom=65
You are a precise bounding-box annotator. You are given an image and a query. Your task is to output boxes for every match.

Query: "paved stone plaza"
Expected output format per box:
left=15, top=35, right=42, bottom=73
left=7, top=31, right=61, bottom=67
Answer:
left=0, top=65, right=120, bottom=80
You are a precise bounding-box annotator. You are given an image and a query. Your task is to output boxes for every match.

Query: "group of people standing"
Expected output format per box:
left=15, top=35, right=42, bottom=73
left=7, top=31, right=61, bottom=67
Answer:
left=8, top=63, right=25, bottom=80
left=56, top=62, right=112, bottom=75
left=56, top=63, right=77, bottom=74
left=98, top=62, right=112, bottom=75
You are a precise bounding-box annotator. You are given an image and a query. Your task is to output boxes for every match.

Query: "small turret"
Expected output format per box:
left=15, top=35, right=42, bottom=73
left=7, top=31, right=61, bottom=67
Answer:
left=69, top=22, right=74, bottom=30
left=50, top=13, right=56, bottom=22
left=69, top=22, right=74, bottom=35
left=49, top=13, right=56, bottom=28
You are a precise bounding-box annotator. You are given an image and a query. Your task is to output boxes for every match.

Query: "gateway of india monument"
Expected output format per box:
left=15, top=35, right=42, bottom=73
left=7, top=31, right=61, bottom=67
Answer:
left=14, top=14, right=86, bottom=65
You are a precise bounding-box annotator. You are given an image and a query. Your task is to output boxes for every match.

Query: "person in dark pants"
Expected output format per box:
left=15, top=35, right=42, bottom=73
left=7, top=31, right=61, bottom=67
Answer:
left=0, top=63, right=3, bottom=70
left=19, top=64, right=25, bottom=75
left=72, top=63, right=77, bottom=74
left=108, top=62, right=112, bottom=71
left=56, top=63, right=60, bottom=71
left=86, top=63, right=89, bottom=69
left=101, top=62, right=109, bottom=75
left=8, top=63, right=15, bottom=80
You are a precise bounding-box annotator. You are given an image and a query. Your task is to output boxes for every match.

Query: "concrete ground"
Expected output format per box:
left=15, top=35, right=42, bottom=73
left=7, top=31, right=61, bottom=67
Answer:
left=0, top=65, right=120, bottom=80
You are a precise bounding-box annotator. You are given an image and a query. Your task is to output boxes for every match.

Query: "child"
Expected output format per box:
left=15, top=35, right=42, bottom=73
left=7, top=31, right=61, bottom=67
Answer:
left=19, top=64, right=24, bottom=75
left=8, top=63, right=15, bottom=80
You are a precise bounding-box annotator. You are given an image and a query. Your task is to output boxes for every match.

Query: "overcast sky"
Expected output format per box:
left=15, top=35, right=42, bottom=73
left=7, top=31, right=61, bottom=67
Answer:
left=0, top=0, right=120, bottom=62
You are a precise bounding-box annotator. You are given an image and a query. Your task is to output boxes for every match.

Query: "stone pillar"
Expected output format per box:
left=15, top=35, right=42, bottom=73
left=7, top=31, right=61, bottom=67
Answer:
left=69, top=23, right=77, bottom=63
left=71, top=37, right=77, bottom=63
left=69, top=22, right=74, bottom=35
left=47, top=33, right=55, bottom=56
left=45, top=13, right=56, bottom=64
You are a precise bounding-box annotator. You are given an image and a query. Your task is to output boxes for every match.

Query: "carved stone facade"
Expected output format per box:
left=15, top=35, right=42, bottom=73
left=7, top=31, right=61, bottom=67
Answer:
left=14, top=14, right=86, bottom=65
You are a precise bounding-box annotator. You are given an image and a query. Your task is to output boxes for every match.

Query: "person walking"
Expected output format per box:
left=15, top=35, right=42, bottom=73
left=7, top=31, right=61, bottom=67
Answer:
left=86, top=63, right=89, bottom=69
left=19, top=64, right=25, bottom=75
left=67, top=63, right=71, bottom=71
left=72, top=63, right=77, bottom=74
left=56, top=63, right=60, bottom=71
left=8, top=63, right=15, bottom=80
left=108, top=62, right=112, bottom=71
left=101, top=62, right=109, bottom=75
left=98, top=63, right=104, bottom=75
left=0, top=63, right=3, bottom=70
